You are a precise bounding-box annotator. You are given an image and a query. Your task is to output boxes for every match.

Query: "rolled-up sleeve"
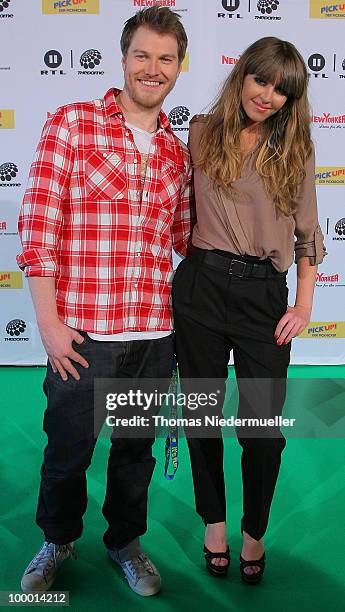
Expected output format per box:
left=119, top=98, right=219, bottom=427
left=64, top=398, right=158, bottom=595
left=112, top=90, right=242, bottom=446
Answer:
left=293, top=144, right=327, bottom=265
left=16, top=109, right=74, bottom=277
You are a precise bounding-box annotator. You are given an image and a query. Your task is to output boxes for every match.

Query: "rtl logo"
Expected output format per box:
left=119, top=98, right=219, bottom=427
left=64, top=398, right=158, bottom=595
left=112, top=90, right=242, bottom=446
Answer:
left=218, top=0, right=242, bottom=19
left=41, top=50, right=66, bottom=76
left=308, top=53, right=328, bottom=79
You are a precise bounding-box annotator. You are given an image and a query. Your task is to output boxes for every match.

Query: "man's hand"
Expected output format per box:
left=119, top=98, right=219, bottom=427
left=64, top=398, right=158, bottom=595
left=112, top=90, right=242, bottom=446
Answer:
left=274, top=305, right=311, bottom=346
left=39, top=320, right=89, bottom=381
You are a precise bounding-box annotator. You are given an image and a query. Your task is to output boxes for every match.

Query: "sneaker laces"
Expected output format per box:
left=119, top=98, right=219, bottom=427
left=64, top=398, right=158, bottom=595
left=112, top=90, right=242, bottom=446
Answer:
left=27, top=542, right=74, bottom=579
left=127, top=553, right=156, bottom=579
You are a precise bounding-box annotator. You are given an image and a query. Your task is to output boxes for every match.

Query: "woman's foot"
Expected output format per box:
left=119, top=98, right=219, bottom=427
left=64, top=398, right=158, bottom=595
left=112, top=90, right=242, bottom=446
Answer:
left=241, top=528, right=265, bottom=576
left=204, top=522, right=229, bottom=568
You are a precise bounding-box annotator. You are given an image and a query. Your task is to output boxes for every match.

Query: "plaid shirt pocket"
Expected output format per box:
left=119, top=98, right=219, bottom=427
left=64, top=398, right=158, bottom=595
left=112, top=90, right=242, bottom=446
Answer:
left=85, top=150, right=126, bottom=200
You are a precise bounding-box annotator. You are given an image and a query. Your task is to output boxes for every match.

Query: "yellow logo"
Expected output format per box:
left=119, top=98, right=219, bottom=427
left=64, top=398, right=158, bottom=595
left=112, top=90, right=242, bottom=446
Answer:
left=42, top=0, right=100, bottom=14
left=299, top=322, right=345, bottom=338
left=0, top=272, right=23, bottom=289
left=310, top=1, right=345, bottom=18
left=181, top=52, right=189, bottom=73
left=0, top=110, right=15, bottom=129
left=315, top=167, right=345, bottom=185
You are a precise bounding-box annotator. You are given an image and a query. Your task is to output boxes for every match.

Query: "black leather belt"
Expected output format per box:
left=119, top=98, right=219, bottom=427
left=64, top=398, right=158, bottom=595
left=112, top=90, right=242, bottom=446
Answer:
left=191, top=248, right=286, bottom=279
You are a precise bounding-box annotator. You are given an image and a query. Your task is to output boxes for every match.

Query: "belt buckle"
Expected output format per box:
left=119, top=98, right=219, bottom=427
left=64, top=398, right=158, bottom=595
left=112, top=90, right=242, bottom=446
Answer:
left=229, top=259, right=247, bottom=277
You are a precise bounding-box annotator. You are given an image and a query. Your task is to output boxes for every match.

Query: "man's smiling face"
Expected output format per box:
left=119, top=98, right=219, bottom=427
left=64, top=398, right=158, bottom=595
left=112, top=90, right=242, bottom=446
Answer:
left=122, top=25, right=181, bottom=112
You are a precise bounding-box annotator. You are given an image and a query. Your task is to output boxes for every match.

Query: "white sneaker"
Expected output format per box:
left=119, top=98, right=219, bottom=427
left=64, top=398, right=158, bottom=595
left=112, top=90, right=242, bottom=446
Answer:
left=108, top=539, right=161, bottom=596
left=21, top=541, right=75, bottom=593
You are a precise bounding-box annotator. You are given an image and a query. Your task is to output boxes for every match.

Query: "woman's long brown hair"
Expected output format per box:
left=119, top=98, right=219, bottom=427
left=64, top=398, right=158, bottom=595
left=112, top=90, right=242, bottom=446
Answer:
left=197, top=37, right=312, bottom=215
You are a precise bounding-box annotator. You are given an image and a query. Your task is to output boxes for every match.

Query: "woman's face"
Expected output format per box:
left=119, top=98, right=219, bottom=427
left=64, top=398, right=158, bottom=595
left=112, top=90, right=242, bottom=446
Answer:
left=241, top=74, right=288, bottom=126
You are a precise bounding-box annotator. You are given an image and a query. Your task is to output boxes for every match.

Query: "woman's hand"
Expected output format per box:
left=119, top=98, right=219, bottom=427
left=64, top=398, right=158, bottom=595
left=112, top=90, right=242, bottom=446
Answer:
left=274, top=305, right=311, bottom=345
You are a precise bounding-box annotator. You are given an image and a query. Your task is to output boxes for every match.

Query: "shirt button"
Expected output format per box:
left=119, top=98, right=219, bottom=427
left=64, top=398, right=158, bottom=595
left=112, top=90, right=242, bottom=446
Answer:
left=133, top=159, right=138, bottom=164
left=134, top=283, right=138, bottom=288
left=136, top=251, right=141, bottom=256
left=102, top=153, right=107, bottom=158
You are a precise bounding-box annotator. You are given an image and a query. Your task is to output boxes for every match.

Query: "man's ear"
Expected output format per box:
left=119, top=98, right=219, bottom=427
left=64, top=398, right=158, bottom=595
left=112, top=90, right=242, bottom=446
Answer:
left=121, top=56, right=126, bottom=71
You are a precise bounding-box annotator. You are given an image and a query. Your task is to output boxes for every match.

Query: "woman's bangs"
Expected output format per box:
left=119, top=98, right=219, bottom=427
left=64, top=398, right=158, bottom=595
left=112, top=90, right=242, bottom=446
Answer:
left=246, top=55, right=305, bottom=99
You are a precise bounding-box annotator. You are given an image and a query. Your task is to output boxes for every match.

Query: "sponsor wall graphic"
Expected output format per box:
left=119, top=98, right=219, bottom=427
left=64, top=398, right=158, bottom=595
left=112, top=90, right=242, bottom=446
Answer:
left=0, top=110, right=15, bottom=128
left=310, top=1, right=345, bottom=18
left=315, top=167, right=345, bottom=185
left=0, top=271, right=22, bottom=289
left=0, top=0, right=344, bottom=364
left=300, top=322, right=345, bottom=338
left=0, top=0, right=13, bottom=18
left=42, top=0, right=100, bottom=15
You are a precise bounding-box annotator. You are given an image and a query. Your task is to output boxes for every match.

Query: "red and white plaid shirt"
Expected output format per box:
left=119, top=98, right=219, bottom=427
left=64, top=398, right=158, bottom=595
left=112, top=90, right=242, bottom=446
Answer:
left=17, top=88, right=194, bottom=333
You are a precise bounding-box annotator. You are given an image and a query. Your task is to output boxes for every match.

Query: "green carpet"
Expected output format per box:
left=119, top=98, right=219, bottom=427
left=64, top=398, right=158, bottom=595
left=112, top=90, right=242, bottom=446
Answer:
left=0, top=366, right=344, bottom=611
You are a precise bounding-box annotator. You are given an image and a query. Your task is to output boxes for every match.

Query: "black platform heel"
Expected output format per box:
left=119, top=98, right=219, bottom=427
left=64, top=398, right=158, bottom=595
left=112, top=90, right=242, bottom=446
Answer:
left=203, top=545, right=230, bottom=577
left=240, top=520, right=265, bottom=585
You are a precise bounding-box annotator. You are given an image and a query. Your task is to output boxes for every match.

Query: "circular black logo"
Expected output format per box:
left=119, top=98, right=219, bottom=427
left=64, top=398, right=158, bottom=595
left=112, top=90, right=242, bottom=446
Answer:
left=168, top=106, right=191, bottom=127
left=0, top=0, right=11, bottom=13
left=80, top=49, right=102, bottom=70
left=44, top=50, right=63, bottom=69
left=221, top=0, right=240, bottom=11
left=308, top=53, right=326, bottom=72
left=257, top=0, right=280, bottom=14
left=335, top=218, right=345, bottom=236
left=6, top=319, right=26, bottom=337
left=0, top=162, right=18, bottom=182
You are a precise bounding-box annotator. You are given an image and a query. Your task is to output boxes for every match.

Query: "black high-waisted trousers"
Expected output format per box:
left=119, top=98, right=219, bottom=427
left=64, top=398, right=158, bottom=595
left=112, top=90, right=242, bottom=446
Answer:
left=173, top=248, right=291, bottom=540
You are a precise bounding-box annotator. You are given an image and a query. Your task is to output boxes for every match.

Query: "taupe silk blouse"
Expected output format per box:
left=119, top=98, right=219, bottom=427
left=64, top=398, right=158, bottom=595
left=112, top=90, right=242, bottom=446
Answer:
left=189, top=115, right=326, bottom=272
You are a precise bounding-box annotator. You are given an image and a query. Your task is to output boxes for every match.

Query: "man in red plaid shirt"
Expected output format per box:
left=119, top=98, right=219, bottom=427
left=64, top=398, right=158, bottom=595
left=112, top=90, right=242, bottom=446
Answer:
left=18, top=7, right=194, bottom=597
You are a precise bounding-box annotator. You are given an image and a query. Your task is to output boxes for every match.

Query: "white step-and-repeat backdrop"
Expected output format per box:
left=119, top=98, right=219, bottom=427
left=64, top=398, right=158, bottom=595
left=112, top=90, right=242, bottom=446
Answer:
left=0, top=0, right=344, bottom=365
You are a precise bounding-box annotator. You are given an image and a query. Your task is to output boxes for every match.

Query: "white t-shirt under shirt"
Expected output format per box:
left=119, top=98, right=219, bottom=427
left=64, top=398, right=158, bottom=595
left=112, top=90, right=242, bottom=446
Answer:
left=87, top=120, right=171, bottom=342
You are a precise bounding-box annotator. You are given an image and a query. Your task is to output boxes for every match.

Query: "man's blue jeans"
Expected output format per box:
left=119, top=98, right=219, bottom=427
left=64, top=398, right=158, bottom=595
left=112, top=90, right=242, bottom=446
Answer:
left=36, top=333, right=174, bottom=549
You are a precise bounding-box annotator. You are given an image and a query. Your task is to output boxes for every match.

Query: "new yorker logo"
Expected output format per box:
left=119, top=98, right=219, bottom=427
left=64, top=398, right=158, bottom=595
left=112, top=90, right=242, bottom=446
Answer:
left=316, top=271, right=344, bottom=288
left=222, top=55, right=239, bottom=65
left=0, top=219, right=17, bottom=237
left=133, top=1, right=177, bottom=6
left=0, top=162, right=21, bottom=187
left=218, top=0, right=243, bottom=19
left=316, top=272, right=340, bottom=282
left=0, top=0, right=13, bottom=18
left=312, top=112, right=345, bottom=128
left=168, top=106, right=190, bottom=131
left=255, top=0, right=282, bottom=20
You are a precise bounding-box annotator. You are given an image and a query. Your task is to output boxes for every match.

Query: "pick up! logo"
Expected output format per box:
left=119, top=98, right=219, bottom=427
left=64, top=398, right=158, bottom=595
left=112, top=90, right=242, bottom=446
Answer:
left=42, top=0, right=100, bottom=15
left=310, top=1, right=345, bottom=19
left=315, top=167, right=345, bottom=185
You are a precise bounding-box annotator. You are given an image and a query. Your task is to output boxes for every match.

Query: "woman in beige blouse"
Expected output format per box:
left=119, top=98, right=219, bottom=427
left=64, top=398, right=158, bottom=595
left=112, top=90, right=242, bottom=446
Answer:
left=173, top=37, right=326, bottom=584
